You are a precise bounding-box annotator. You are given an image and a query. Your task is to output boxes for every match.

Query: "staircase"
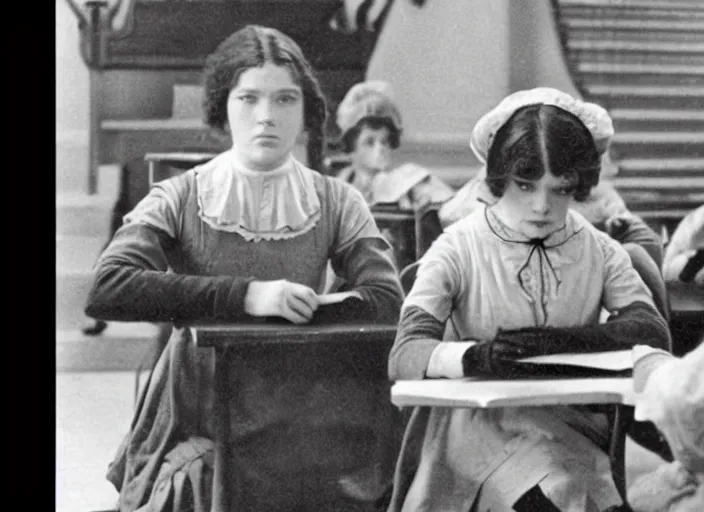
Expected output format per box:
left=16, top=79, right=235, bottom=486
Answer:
left=554, top=0, right=704, bottom=232
left=56, top=164, right=162, bottom=372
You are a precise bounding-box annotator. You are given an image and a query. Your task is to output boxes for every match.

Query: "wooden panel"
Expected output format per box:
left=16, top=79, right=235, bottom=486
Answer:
left=95, top=1, right=378, bottom=71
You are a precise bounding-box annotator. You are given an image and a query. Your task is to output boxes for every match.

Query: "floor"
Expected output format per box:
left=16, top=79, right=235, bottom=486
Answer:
left=56, top=370, right=668, bottom=512
left=56, top=372, right=148, bottom=512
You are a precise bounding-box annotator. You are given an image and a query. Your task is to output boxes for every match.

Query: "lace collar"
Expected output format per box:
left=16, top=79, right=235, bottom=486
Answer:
left=195, top=150, right=321, bottom=242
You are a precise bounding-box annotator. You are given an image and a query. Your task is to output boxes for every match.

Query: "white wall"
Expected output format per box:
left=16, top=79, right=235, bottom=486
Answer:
left=366, top=0, right=511, bottom=147
left=366, top=0, right=580, bottom=150
left=56, top=0, right=91, bottom=194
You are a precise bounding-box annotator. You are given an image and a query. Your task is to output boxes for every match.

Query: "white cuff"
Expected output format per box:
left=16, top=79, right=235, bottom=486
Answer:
left=426, top=341, right=477, bottom=379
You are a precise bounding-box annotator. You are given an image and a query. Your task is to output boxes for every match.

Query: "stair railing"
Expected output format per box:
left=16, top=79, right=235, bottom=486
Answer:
left=64, top=0, right=136, bottom=69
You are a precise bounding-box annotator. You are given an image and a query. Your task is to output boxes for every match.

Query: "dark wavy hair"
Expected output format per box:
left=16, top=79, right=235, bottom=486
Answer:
left=202, top=25, right=328, bottom=172
left=340, top=117, right=401, bottom=153
left=485, top=104, right=601, bottom=201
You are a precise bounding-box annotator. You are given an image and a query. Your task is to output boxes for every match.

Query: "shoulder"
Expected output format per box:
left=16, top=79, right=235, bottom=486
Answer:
left=313, top=169, right=369, bottom=211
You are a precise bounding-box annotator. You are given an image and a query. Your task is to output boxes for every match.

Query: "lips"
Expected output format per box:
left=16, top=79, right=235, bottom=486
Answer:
left=528, top=220, right=551, bottom=228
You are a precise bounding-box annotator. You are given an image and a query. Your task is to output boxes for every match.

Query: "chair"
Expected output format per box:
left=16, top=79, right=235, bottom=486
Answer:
left=413, top=205, right=444, bottom=261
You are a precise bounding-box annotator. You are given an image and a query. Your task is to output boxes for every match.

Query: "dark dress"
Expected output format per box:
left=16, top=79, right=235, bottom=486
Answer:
left=85, top=155, right=404, bottom=511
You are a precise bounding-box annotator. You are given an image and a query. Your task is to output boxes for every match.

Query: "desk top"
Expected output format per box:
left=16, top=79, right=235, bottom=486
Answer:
left=391, top=377, right=635, bottom=408
left=667, top=281, right=704, bottom=313
left=144, top=151, right=218, bottom=164
left=192, top=322, right=397, bottom=348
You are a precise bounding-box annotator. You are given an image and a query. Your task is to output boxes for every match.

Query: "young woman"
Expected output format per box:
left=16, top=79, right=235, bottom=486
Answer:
left=334, top=80, right=454, bottom=211
left=439, top=88, right=664, bottom=268
left=386, top=89, right=671, bottom=511
left=331, top=80, right=454, bottom=272
left=85, top=25, right=404, bottom=512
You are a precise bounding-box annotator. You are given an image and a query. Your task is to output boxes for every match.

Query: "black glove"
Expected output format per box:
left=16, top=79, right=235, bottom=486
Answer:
left=492, top=325, right=612, bottom=357
left=461, top=337, right=536, bottom=378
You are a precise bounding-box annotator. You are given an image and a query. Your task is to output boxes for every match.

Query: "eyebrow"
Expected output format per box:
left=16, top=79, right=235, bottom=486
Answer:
left=235, top=87, right=302, bottom=95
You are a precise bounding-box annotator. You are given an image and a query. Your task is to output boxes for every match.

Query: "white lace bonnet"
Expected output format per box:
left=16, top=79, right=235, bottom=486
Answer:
left=469, top=87, right=614, bottom=164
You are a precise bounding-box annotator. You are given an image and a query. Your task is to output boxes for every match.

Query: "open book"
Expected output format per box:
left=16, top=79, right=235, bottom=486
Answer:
left=391, top=377, right=635, bottom=408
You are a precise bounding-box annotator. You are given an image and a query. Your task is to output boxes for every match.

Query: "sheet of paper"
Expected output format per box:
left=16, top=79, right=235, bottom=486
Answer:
left=391, top=377, right=634, bottom=408
left=317, top=291, right=361, bottom=306
left=517, top=350, right=633, bottom=371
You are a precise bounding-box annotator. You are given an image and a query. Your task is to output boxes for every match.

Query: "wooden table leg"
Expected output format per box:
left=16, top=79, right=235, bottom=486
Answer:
left=211, top=347, right=235, bottom=512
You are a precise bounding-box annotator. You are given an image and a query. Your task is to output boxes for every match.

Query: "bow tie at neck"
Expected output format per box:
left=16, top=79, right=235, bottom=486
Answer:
left=485, top=208, right=583, bottom=324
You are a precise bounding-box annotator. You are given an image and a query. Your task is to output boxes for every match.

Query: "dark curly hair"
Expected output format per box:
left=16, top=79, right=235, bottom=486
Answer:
left=340, top=117, right=401, bottom=154
left=485, top=104, right=601, bottom=201
left=202, top=25, right=328, bottom=172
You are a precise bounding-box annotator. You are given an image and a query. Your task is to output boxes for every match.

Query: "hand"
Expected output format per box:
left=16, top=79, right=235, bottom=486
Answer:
left=492, top=326, right=599, bottom=356
left=604, top=212, right=634, bottom=240
left=461, top=337, right=537, bottom=378
left=244, top=280, right=319, bottom=324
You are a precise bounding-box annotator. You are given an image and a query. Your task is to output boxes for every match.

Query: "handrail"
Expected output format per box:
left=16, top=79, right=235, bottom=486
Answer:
left=64, top=0, right=136, bottom=68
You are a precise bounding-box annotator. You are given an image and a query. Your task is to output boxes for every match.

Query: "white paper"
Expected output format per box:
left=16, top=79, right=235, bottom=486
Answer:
left=517, top=350, right=633, bottom=371
left=317, top=291, right=362, bottom=306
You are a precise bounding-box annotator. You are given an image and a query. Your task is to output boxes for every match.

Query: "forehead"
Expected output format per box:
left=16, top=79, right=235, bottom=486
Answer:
left=233, top=63, right=301, bottom=91
left=357, top=125, right=391, bottom=139
left=519, top=171, right=574, bottom=187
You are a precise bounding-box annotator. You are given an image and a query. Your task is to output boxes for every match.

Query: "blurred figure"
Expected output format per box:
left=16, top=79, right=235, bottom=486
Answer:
left=335, top=80, right=454, bottom=212
left=629, top=344, right=704, bottom=511
left=662, top=205, right=704, bottom=285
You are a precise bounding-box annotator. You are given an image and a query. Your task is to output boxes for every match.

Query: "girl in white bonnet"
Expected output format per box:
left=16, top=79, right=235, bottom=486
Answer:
left=334, top=80, right=455, bottom=211
left=629, top=343, right=704, bottom=511
left=386, top=88, right=671, bottom=512
left=439, top=88, right=665, bottom=269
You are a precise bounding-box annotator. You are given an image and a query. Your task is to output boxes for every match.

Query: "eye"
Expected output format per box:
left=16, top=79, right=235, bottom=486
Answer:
left=277, top=93, right=299, bottom=105
left=515, top=181, right=534, bottom=192
left=554, top=187, right=574, bottom=196
left=361, top=136, right=376, bottom=148
left=237, top=94, right=257, bottom=104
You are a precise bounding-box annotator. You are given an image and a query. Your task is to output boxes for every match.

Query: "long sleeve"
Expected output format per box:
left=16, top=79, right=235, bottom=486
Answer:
left=388, top=233, right=464, bottom=379
left=84, top=173, right=255, bottom=324
left=329, top=182, right=404, bottom=324
left=85, top=223, right=254, bottom=323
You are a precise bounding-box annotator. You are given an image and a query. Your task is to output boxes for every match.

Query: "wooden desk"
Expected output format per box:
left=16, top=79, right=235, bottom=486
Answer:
left=391, top=376, right=634, bottom=500
left=391, top=377, right=635, bottom=409
left=192, top=322, right=397, bottom=512
left=144, top=151, right=217, bottom=186
left=666, top=281, right=704, bottom=356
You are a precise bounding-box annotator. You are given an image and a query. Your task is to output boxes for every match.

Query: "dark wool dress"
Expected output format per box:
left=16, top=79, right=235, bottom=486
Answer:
left=86, top=155, right=404, bottom=511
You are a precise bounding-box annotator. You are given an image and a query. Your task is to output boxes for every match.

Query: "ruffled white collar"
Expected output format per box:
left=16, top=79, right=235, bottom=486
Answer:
left=195, top=150, right=321, bottom=241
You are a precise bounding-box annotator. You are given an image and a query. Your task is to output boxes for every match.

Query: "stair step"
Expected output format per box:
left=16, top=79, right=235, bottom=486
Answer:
left=578, top=62, right=704, bottom=76
left=559, top=0, right=704, bottom=8
left=585, top=85, right=704, bottom=109
left=610, top=131, right=704, bottom=159
left=568, top=40, right=704, bottom=54
left=610, top=108, right=704, bottom=131
left=576, top=62, right=704, bottom=86
left=56, top=192, right=114, bottom=238
left=558, top=0, right=704, bottom=20
left=610, top=175, right=704, bottom=191
left=617, top=157, right=704, bottom=177
left=563, top=18, right=704, bottom=32
left=57, top=323, right=163, bottom=372
left=57, top=271, right=98, bottom=331
left=56, top=235, right=106, bottom=274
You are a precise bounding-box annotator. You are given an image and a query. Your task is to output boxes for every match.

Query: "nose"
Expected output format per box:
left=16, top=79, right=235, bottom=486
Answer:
left=370, top=142, right=391, bottom=171
left=531, top=189, right=551, bottom=215
left=256, top=98, right=274, bottom=125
